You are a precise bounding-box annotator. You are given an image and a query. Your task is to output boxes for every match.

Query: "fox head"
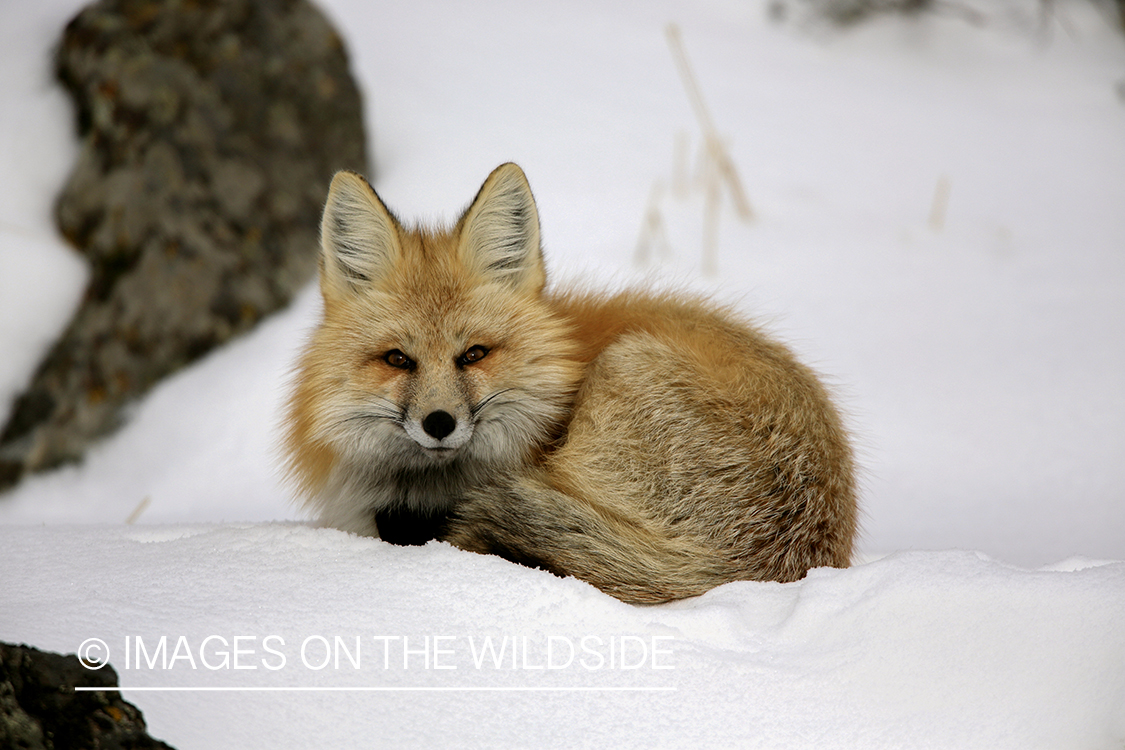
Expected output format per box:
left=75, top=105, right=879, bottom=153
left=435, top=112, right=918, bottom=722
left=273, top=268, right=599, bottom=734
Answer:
left=285, top=164, right=583, bottom=520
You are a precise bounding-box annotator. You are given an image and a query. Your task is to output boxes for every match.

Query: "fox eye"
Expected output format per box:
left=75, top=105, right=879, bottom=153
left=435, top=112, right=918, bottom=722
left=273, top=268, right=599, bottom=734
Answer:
left=384, top=350, right=415, bottom=370
left=458, top=345, right=489, bottom=366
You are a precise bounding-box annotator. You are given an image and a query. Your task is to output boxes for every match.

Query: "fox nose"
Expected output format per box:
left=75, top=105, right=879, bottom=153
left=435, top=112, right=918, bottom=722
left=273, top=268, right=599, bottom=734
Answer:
left=421, top=410, right=456, bottom=440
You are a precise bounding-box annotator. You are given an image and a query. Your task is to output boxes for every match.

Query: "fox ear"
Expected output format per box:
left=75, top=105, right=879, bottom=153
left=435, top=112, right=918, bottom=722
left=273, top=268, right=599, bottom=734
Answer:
left=457, top=163, right=546, bottom=294
left=319, top=170, right=401, bottom=298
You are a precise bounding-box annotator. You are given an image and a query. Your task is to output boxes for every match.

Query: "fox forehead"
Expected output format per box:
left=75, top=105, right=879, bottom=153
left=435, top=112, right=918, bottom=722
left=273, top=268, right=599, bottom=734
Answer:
left=325, top=279, right=535, bottom=359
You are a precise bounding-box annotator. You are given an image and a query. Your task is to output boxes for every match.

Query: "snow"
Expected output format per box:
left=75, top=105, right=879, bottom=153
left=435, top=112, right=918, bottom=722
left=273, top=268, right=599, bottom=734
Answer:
left=5, top=524, right=1125, bottom=748
left=2, top=0, right=1124, bottom=747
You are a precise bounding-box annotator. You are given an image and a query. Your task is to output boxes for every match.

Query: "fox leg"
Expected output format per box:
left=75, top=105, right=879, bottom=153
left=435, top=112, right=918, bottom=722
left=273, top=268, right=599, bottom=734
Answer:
left=375, top=506, right=450, bottom=546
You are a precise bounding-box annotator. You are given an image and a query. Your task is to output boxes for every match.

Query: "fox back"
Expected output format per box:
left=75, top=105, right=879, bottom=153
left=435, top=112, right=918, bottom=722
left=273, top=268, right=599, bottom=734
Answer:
left=284, top=163, right=858, bottom=602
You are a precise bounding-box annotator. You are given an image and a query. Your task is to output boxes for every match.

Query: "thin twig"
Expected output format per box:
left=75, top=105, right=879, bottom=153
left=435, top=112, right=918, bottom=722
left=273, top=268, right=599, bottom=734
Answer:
left=125, top=496, right=151, bottom=524
left=929, top=175, right=951, bottom=232
left=634, top=179, right=673, bottom=266
left=666, top=23, right=754, bottom=221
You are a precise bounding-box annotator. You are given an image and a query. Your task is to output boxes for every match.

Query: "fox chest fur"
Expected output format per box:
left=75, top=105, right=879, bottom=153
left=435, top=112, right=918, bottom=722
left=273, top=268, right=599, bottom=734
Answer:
left=284, top=163, right=858, bottom=604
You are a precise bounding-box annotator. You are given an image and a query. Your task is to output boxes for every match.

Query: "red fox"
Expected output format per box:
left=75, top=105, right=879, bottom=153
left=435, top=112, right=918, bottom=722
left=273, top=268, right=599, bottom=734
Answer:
left=284, top=163, right=857, bottom=604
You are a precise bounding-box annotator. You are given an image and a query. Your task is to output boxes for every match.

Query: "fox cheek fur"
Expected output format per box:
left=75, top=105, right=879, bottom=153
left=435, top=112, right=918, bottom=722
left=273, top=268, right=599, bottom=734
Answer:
left=284, top=163, right=859, bottom=604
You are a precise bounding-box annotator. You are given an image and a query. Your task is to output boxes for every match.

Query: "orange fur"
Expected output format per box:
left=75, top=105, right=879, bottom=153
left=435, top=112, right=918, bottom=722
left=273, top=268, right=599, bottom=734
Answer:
left=284, top=164, right=858, bottom=603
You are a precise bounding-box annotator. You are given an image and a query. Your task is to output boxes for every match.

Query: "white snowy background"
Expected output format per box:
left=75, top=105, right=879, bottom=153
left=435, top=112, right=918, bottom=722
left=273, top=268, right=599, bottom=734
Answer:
left=2, top=0, right=1124, bottom=748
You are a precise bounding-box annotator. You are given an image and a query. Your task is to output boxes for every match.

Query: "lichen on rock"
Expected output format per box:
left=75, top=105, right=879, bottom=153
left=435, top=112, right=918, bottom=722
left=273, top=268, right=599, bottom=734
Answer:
left=0, top=0, right=369, bottom=489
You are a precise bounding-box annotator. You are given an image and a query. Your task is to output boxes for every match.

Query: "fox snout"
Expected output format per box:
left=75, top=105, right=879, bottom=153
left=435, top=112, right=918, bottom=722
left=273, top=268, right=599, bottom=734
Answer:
left=403, top=405, right=474, bottom=453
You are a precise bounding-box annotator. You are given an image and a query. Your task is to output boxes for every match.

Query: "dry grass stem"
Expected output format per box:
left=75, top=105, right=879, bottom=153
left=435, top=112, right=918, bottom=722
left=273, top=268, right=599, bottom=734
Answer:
left=125, top=495, right=151, bottom=524
left=666, top=23, right=755, bottom=222
left=929, top=174, right=951, bottom=232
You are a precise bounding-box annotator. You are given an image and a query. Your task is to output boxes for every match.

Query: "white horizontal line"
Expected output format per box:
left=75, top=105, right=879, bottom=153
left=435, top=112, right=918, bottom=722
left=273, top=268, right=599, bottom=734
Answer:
left=76, top=686, right=676, bottom=693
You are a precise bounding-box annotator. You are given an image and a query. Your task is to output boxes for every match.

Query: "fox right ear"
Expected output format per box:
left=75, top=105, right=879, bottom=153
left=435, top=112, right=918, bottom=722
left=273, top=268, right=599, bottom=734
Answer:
left=457, top=163, right=546, bottom=294
left=319, top=171, right=401, bottom=299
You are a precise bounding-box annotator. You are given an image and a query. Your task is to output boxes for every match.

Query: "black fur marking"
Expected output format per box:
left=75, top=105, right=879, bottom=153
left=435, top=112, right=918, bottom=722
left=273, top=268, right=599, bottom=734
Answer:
left=375, top=507, right=450, bottom=546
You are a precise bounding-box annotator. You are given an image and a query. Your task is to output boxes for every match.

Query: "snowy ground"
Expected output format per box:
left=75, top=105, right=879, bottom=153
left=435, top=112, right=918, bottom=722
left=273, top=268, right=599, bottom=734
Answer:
left=6, top=525, right=1125, bottom=749
left=2, top=0, right=1124, bottom=747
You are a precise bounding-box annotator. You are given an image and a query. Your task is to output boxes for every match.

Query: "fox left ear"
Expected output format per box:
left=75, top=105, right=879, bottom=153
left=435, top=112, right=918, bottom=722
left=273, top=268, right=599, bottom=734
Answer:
left=457, top=163, right=546, bottom=294
left=319, top=170, right=402, bottom=302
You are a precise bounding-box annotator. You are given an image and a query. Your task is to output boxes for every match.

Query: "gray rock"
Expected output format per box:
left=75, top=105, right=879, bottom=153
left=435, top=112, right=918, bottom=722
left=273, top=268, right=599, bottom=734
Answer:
left=0, top=641, right=176, bottom=749
left=0, top=0, right=369, bottom=489
left=768, top=0, right=931, bottom=26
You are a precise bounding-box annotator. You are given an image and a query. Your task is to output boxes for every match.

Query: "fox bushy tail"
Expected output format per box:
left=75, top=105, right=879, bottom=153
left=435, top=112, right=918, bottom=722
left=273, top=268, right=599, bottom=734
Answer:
left=444, top=474, right=737, bottom=605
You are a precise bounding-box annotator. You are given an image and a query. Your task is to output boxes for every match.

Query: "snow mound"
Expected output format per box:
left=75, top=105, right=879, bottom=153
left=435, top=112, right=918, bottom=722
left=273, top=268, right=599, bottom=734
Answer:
left=3, top=524, right=1123, bottom=748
